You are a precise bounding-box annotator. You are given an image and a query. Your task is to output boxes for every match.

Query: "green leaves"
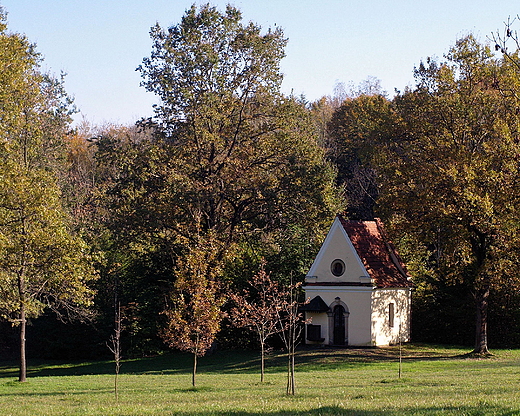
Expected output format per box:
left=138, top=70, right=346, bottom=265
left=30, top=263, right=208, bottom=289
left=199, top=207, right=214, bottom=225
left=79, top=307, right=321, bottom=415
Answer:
left=140, top=4, right=286, bottom=127
left=0, top=156, right=96, bottom=323
left=129, top=4, right=341, bottom=252
left=371, top=35, right=520, bottom=352
left=0, top=17, right=96, bottom=344
left=0, top=19, right=96, bottom=379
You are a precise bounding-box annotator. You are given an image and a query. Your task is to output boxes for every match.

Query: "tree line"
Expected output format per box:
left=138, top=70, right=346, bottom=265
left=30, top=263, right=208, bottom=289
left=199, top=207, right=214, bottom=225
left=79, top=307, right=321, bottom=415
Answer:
left=2, top=3, right=520, bottom=385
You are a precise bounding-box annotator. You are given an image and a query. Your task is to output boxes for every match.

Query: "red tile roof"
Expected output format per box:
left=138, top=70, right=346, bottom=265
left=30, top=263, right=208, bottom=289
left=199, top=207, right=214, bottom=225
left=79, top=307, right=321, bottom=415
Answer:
left=338, top=215, right=413, bottom=288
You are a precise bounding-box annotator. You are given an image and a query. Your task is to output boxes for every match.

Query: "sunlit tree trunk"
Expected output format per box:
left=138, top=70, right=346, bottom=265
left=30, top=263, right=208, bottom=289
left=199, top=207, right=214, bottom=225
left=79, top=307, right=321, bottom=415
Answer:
left=289, top=342, right=296, bottom=395
left=471, top=230, right=490, bottom=355
left=18, top=304, right=26, bottom=383
left=473, top=284, right=490, bottom=355
left=18, top=229, right=27, bottom=383
left=286, top=353, right=291, bottom=394
left=260, top=338, right=265, bottom=383
left=192, top=352, right=197, bottom=387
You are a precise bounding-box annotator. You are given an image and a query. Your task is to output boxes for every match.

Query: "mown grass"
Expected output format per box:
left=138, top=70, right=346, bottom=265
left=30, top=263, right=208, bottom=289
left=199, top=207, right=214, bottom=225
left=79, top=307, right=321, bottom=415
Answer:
left=1, top=344, right=520, bottom=415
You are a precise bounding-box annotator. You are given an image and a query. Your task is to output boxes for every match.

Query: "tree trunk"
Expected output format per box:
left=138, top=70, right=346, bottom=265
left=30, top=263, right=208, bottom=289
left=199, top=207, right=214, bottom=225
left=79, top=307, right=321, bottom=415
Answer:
left=192, top=352, right=197, bottom=387
left=18, top=218, right=28, bottom=383
left=468, top=229, right=491, bottom=355
left=286, top=351, right=291, bottom=395
left=114, top=372, right=119, bottom=401
left=286, top=327, right=296, bottom=395
left=260, top=341, right=265, bottom=383
left=19, top=305, right=26, bottom=383
left=473, top=285, right=490, bottom=355
left=18, top=260, right=27, bottom=383
left=290, top=344, right=296, bottom=395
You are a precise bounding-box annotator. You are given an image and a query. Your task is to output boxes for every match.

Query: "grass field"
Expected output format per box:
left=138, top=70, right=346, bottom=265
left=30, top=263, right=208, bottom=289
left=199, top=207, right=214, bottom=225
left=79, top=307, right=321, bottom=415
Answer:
left=1, top=344, right=520, bottom=415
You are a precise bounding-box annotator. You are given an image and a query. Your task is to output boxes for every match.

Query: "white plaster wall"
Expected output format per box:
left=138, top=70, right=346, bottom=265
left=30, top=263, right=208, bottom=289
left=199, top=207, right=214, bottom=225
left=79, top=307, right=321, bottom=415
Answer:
left=371, top=288, right=412, bottom=346
left=304, top=287, right=374, bottom=346
left=307, top=219, right=370, bottom=285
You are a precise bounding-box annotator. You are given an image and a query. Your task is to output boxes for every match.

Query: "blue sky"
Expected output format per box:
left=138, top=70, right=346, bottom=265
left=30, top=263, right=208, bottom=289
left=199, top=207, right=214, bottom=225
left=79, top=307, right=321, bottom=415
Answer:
left=2, top=0, right=519, bottom=125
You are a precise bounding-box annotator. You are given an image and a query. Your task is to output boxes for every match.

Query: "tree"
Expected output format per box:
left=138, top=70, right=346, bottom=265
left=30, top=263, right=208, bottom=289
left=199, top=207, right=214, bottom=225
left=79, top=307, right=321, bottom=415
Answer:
left=0, top=11, right=96, bottom=381
left=136, top=3, right=342, bottom=247
left=87, top=124, right=175, bottom=357
left=275, top=275, right=307, bottom=395
left=231, top=263, right=307, bottom=393
left=376, top=35, right=520, bottom=354
left=107, top=300, right=122, bottom=401
left=0, top=164, right=97, bottom=383
left=161, top=235, right=227, bottom=387
left=87, top=4, right=342, bottom=359
left=327, top=93, right=395, bottom=220
left=490, top=15, right=520, bottom=75
left=63, top=119, right=99, bottom=227
left=230, top=261, right=281, bottom=382
left=122, top=3, right=342, bottom=354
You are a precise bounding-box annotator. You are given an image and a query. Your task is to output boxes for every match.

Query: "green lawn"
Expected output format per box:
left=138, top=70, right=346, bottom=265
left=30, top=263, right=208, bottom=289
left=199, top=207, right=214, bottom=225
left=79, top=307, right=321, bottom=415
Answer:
left=1, top=344, right=520, bottom=415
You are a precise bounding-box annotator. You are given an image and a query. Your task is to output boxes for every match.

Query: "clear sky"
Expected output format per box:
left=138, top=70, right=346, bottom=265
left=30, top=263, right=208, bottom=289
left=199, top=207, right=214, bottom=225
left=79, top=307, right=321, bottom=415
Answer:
left=2, top=0, right=519, bottom=126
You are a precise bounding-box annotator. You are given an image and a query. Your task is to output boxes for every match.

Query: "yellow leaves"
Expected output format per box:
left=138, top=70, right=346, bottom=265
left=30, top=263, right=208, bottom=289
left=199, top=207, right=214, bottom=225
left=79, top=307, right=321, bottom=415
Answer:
left=373, top=35, right=520, bottom=304
left=0, top=161, right=97, bottom=322
left=162, top=234, right=229, bottom=356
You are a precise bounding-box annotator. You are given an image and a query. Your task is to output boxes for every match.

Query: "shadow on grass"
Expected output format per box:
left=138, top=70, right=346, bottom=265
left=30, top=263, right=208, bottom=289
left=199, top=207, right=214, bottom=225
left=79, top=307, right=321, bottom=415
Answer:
left=0, top=350, right=260, bottom=378
left=164, top=404, right=513, bottom=416
left=0, top=344, right=476, bottom=379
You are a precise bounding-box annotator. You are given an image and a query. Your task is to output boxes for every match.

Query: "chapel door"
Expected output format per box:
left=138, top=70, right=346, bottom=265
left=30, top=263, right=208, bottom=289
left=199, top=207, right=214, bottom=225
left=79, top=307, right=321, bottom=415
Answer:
left=333, top=305, right=346, bottom=345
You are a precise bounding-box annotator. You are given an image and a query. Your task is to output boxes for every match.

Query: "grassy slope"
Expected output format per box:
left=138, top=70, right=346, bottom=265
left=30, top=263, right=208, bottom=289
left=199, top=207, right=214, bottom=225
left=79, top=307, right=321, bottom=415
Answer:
left=1, top=344, right=519, bottom=415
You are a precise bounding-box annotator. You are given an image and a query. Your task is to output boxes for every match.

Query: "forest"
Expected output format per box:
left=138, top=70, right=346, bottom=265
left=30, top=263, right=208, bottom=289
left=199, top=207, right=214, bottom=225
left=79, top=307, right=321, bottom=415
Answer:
left=2, top=3, right=520, bottom=384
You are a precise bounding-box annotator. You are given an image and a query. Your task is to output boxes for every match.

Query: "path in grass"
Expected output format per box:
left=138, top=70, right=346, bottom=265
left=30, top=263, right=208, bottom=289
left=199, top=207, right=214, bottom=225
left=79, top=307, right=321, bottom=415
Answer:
left=1, top=345, right=519, bottom=415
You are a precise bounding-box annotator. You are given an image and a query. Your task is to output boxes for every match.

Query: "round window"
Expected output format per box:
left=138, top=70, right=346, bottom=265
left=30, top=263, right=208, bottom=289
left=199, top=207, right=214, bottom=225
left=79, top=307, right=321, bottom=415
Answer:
left=331, top=259, right=345, bottom=277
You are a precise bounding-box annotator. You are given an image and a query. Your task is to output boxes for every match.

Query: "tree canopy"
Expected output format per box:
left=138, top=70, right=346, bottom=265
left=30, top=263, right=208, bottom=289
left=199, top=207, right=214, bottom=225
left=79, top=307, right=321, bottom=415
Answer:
left=84, top=4, right=344, bottom=357
left=6, top=2, right=520, bottom=363
left=0, top=12, right=97, bottom=381
left=370, top=35, right=520, bottom=353
left=321, top=33, right=520, bottom=353
left=135, top=4, right=341, bottom=248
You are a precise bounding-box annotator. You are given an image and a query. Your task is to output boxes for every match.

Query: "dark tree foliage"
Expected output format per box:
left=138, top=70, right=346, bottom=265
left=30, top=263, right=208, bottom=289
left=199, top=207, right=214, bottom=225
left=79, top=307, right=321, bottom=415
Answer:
left=326, top=94, right=396, bottom=220
left=84, top=4, right=343, bottom=355
left=377, top=36, right=520, bottom=354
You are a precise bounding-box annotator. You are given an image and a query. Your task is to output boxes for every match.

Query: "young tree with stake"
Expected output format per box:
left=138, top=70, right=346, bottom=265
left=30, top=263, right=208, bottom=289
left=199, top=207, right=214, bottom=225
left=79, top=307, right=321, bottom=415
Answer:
left=276, top=276, right=307, bottom=396
left=162, top=235, right=227, bottom=387
left=230, top=261, right=282, bottom=382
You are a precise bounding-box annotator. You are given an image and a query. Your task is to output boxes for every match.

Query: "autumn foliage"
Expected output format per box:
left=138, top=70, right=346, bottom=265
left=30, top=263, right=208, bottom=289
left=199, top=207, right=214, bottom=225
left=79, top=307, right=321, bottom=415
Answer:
left=161, top=236, right=227, bottom=387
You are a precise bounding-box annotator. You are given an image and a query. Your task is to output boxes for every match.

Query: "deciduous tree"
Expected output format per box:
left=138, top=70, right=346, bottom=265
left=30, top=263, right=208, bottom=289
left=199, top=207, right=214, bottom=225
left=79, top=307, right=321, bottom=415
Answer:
left=230, top=261, right=281, bottom=382
left=327, top=93, right=395, bottom=220
left=93, top=4, right=343, bottom=357
left=275, top=275, right=307, bottom=395
left=377, top=35, right=520, bottom=354
left=136, top=3, right=342, bottom=247
left=0, top=11, right=96, bottom=381
left=161, top=235, right=227, bottom=387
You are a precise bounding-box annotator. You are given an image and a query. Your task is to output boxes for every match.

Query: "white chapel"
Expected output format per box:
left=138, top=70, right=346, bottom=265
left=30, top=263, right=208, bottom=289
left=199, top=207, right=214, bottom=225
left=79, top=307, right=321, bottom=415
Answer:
left=302, top=215, right=413, bottom=346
